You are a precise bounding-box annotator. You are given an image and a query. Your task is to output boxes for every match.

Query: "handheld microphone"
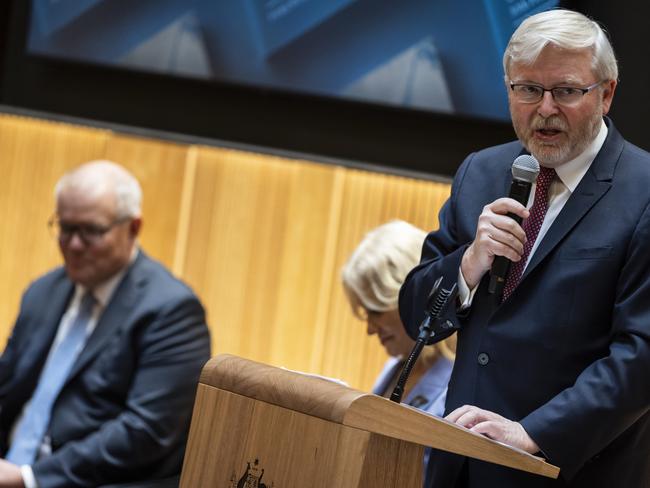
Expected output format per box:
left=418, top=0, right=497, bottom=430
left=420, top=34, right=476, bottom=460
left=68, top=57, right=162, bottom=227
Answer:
left=488, top=155, right=540, bottom=296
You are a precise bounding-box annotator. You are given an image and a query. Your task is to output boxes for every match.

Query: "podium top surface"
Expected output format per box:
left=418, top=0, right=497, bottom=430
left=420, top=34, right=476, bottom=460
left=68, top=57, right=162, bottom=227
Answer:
left=201, top=354, right=559, bottom=479
left=201, top=354, right=368, bottom=423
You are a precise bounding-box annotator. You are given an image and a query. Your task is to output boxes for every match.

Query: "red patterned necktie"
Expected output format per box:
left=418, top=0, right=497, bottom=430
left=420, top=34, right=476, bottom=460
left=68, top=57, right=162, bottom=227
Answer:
left=502, top=166, right=556, bottom=301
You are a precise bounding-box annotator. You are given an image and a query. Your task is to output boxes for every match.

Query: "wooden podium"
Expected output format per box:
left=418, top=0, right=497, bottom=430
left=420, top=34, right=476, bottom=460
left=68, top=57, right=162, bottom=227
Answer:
left=180, top=354, right=559, bottom=487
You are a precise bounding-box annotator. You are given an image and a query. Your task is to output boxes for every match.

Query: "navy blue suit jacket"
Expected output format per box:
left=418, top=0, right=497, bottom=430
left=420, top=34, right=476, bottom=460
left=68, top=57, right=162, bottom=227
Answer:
left=399, top=119, right=650, bottom=487
left=0, top=252, right=211, bottom=487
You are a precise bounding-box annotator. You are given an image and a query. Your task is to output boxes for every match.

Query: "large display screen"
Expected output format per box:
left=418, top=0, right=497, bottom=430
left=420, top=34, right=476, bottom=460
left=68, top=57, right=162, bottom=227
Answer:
left=27, top=0, right=559, bottom=122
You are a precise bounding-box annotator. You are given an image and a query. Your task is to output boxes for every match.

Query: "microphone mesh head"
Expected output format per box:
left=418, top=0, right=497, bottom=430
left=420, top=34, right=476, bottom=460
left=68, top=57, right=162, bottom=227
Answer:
left=512, top=154, right=540, bottom=183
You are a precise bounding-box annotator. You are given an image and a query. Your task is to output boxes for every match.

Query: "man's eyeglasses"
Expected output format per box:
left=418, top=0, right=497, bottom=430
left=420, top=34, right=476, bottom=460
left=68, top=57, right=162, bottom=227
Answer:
left=48, top=216, right=130, bottom=245
left=509, top=80, right=603, bottom=106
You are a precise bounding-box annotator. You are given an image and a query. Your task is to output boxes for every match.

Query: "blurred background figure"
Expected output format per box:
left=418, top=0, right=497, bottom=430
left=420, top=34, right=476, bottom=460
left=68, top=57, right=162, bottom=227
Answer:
left=342, top=220, right=454, bottom=416
left=0, top=160, right=210, bottom=488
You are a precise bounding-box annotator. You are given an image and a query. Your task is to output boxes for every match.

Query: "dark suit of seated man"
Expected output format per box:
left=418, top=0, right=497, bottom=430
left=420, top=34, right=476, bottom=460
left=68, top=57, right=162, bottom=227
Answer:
left=0, top=160, right=211, bottom=488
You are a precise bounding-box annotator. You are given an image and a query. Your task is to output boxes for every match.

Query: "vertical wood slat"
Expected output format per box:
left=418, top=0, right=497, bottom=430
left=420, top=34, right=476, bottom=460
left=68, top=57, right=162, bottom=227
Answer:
left=308, top=166, right=346, bottom=373
left=103, top=133, right=191, bottom=269
left=0, top=113, right=451, bottom=391
left=172, top=146, right=199, bottom=276
left=180, top=147, right=343, bottom=367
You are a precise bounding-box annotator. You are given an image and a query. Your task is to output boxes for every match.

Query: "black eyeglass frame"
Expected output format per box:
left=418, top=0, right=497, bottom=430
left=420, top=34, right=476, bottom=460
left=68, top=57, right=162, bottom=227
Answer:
left=47, top=215, right=131, bottom=245
left=508, top=80, right=604, bottom=104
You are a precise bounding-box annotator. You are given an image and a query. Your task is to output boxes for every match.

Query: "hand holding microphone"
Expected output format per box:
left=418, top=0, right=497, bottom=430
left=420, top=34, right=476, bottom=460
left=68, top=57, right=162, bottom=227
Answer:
left=460, top=155, right=540, bottom=293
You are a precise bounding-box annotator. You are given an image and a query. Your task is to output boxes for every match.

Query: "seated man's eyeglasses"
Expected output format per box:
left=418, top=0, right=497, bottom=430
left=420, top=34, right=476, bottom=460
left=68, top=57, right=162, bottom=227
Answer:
left=509, top=80, right=603, bottom=106
left=48, top=216, right=130, bottom=245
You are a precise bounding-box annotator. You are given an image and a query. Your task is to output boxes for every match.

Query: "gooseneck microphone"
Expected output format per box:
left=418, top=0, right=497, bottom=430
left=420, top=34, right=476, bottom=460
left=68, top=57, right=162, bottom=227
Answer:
left=391, top=277, right=458, bottom=404
left=488, top=154, right=540, bottom=296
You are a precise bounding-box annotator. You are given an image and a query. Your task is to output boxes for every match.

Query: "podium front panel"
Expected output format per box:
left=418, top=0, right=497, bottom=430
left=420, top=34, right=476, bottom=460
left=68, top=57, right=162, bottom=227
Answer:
left=180, top=383, right=423, bottom=487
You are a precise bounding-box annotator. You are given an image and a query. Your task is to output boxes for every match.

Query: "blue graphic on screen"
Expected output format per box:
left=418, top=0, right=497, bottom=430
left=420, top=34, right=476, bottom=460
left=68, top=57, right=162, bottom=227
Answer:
left=26, top=0, right=559, bottom=121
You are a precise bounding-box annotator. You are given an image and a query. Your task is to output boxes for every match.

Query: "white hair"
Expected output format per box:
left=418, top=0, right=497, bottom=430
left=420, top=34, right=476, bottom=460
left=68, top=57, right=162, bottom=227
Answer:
left=342, top=220, right=426, bottom=317
left=55, top=160, right=142, bottom=219
left=503, top=9, right=618, bottom=81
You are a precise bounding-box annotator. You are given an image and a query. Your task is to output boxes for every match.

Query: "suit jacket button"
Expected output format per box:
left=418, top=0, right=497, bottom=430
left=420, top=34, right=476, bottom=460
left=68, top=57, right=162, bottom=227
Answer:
left=478, top=352, right=490, bottom=365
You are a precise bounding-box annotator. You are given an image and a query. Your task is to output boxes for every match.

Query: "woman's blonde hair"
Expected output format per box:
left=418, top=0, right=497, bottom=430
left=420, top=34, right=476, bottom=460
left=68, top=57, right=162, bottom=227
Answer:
left=342, top=220, right=455, bottom=361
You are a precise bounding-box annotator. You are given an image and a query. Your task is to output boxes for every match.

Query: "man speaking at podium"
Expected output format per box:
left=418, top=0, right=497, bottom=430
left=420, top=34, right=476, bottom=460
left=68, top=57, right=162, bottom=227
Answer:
left=0, top=161, right=210, bottom=487
left=399, top=9, right=650, bottom=488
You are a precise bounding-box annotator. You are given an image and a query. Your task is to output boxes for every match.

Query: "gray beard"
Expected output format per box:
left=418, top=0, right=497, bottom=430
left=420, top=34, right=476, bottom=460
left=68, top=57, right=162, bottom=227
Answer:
left=520, top=114, right=602, bottom=167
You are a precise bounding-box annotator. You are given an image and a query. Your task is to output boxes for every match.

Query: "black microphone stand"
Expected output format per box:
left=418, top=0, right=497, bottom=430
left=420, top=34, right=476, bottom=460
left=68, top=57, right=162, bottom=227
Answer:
left=390, top=277, right=458, bottom=404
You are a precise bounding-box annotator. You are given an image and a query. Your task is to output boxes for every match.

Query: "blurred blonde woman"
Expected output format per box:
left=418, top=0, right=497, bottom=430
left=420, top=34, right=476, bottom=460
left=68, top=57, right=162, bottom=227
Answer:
left=342, top=220, right=455, bottom=416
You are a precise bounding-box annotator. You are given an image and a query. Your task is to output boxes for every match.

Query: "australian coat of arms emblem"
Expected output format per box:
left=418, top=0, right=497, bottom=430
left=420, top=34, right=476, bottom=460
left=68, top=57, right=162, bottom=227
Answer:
left=229, top=458, right=275, bottom=488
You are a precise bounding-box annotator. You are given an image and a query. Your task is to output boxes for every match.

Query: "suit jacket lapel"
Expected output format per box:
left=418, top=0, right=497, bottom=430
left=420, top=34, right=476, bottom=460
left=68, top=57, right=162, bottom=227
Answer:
left=66, top=254, right=148, bottom=382
left=520, top=120, right=623, bottom=283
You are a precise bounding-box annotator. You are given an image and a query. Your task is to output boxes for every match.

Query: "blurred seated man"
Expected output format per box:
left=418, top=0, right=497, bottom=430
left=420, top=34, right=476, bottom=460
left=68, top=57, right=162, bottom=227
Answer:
left=342, top=220, right=454, bottom=416
left=0, top=160, right=211, bottom=488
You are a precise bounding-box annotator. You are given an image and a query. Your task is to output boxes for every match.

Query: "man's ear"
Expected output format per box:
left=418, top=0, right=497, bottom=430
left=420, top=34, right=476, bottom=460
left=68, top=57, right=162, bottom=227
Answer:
left=601, top=79, right=617, bottom=115
left=129, top=217, right=142, bottom=238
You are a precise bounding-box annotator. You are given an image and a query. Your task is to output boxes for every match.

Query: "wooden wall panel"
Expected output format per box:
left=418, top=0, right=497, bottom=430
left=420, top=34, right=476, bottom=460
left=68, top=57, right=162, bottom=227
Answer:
left=0, top=112, right=452, bottom=393
left=316, top=170, right=451, bottom=390
left=181, top=147, right=343, bottom=369
left=103, top=133, right=190, bottom=268
left=0, top=115, right=108, bottom=347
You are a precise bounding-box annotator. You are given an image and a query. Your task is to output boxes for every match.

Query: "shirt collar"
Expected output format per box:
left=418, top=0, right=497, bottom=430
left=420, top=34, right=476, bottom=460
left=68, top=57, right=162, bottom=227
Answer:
left=553, top=119, right=608, bottom=193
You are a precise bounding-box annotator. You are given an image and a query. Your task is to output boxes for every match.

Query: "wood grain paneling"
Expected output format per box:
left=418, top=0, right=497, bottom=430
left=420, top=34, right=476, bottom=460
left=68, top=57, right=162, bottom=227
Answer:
left=103, top=133, right=190, bottom=267
left=0, top=115, right=108, bottom=346
left=0, top=112, right=452, bottom=392
left=180, top=147, right=344, bottom=367
left=317, top=170, right=451, bottom=389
